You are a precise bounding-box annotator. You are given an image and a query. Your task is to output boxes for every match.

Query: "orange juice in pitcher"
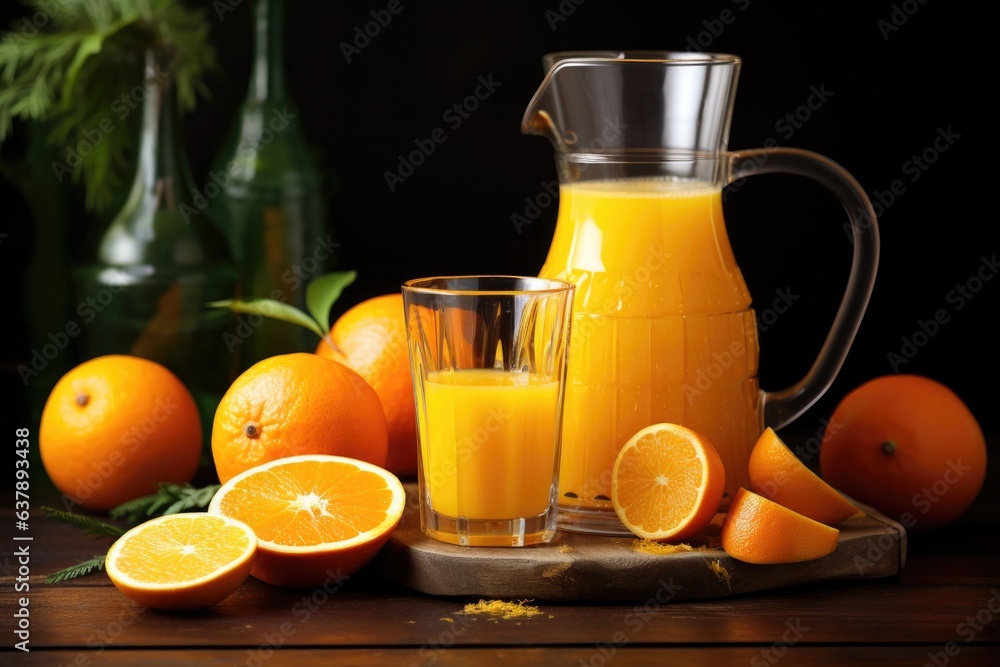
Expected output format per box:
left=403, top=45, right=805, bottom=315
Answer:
left=523, top=52, right=880, bottom=535
left=540, top=178, right=760, bottom=516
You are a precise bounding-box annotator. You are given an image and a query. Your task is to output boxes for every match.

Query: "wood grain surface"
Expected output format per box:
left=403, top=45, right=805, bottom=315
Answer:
left=378, top=485, right=906, bottom=601
left=1, top=441, right=997, bottom=666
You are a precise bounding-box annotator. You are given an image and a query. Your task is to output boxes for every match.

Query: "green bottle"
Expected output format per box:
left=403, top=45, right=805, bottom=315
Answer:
left=210, top=0, right=337, bottom=370
left=73, top=52, right=242, bottom=403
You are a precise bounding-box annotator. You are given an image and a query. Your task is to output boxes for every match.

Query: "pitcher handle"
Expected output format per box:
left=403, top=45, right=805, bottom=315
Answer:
left=728, top=147, right=880, bottom=430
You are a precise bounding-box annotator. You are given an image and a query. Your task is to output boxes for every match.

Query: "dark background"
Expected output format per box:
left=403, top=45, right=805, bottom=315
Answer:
left=2, top=0, right=994, bottom=445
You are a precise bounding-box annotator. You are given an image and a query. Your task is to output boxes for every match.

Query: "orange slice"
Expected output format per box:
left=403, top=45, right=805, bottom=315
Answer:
left=105, top=513, right=256, bottom=610
left=749, top=427, right=864, bottom=525
left=721, top=487, right=840, bottom=564
left=611, top=423, right=725, bottom=542
left=208, top=454, right=406, bottom=589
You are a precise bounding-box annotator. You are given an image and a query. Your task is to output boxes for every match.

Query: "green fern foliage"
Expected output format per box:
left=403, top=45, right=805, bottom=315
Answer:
left=0, top=0, right=217, bottom=212
left=45, top=555, right=106, bottom=583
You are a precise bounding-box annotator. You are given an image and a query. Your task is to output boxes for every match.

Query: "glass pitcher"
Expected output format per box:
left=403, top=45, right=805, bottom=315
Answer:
left=523, top=51, right=880, bottom=536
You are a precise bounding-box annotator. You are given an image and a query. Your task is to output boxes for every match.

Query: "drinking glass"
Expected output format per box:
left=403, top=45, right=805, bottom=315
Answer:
left=402, top=276, right=574, bottom=546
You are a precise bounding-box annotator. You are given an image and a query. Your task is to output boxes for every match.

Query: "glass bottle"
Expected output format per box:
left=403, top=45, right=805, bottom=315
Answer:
left=209, top=0, right=335, bottom=370
left=73, top=51, right=242, bottom=402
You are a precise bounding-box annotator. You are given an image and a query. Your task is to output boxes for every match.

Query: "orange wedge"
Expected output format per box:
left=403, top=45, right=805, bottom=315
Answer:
left=611, top=423, right=725, bottom=542
left=208, top=454, right=406, bottom=589
left=105, top=513, right=256, bottom=610
left=749, top=427, right=864, bottom=525
left=721, top=487, right=840, bottom=564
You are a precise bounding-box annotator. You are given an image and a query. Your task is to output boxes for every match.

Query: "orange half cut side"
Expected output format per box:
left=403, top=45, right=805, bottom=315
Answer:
left=611, top=423, right=726, bottom=542
left=208, top=454, right=406, bottom=588
left=105, top=512, right=257, bottom=610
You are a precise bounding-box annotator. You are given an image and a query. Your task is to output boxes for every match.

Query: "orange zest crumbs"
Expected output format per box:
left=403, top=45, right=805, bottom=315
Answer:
left=633, top=539, right=719, bottom=555
left=458, top=599, right=542, bottom=619
left=709, top=559, right=733, bottom=592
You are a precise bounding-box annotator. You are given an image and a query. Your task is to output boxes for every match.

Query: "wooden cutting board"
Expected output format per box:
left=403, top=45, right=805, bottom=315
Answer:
left=377, top=484, right=907, bottom=602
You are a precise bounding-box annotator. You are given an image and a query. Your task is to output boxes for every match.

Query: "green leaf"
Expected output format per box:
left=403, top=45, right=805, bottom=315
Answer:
left=45, top=555, right=106, bottom=584
left=58, top=33, right=104, bottom=109
left=107, top=494, right=160, bottom=525
left=108, top=482, right=220, bottom=524
left=207, top=298, right=325, bottom=339
left=41, top=506, right=125, bottom=539
left=306, top=270, right=358, bottom=334
left=44, top=480, right=222, bottom=585
left=0, top=0, right=218, bottom=213
left=161, top=484, right=221, bottom=516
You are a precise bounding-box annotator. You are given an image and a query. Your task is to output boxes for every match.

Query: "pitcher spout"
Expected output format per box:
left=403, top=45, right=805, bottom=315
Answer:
left=521, top=51, right=742, bottom=180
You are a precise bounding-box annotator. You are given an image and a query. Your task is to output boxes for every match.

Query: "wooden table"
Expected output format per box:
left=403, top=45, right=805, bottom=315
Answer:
left=4, top=441, right=999, bottom=666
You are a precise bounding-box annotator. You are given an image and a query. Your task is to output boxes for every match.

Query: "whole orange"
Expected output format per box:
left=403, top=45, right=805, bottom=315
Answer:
left=819, top=374, right=987, bottom=531
left=212, top=352, right=388, bottom=484
left=316, top=293, right=417, bottom=477
left=39, top=355, right=202, bottom=512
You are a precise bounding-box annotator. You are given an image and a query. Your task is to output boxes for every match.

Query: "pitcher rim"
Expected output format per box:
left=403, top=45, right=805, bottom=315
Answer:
left=541, top=50, right=741, bottom=67
left=524, top=50, right=742, bottom=138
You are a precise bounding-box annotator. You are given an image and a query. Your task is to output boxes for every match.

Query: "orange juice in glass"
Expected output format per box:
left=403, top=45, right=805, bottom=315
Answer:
left=403, top=276, right=574, bottom=546
left=539, top=178, right=760, bottom=527
left=422, top=369, right=560, bottom=522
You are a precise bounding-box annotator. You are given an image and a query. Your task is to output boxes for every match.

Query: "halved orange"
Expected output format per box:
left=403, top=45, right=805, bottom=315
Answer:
left=105, top=513, right=256, bottom=611
left=721, top=487, right=840, bottom=564
left=208, top=454, right=406, bottom=589
left=749, top=427, right=864, bottom=525
left=611, top=423, right=726, bottom=542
